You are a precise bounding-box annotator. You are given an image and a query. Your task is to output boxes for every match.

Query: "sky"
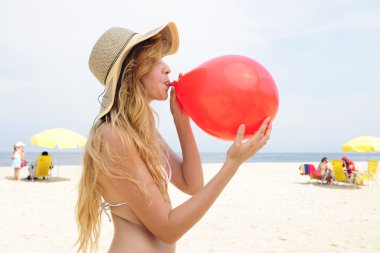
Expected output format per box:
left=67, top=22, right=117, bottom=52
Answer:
left=1, top=0, right=380, bottom=153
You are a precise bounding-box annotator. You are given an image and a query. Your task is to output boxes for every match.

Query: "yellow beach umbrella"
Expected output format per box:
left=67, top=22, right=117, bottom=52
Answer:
left=30, top=128, right=87, bottom=176
left=341, top=135, right=380, bottom=185
left=341, top=136, right=380, bottom=152
left=31, top=128, right=87, bottom=149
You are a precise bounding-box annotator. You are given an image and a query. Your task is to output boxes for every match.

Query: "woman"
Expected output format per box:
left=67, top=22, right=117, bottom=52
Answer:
left=76, top=22, right=271, bottom=253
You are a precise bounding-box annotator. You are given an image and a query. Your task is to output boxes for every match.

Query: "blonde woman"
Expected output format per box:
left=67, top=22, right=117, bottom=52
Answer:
left=76, top=22, right=272, bottom=253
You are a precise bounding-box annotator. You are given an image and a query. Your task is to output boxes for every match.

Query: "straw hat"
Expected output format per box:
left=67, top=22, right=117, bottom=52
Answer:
left=89, top=21, right=179, bottom=119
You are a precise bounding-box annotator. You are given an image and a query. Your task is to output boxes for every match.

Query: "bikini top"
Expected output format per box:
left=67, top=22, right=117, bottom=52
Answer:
left=101, top=152, right=172, bottom=221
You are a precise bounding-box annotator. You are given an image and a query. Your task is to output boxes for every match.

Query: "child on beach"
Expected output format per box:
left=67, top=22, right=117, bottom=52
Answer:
left=76, top=21, right=271, bottom=253
left=11, top=142, right=25, bottom=180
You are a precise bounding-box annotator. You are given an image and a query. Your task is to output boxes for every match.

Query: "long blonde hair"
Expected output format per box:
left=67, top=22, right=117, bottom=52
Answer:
left=76, top=34, right=171, bottom=253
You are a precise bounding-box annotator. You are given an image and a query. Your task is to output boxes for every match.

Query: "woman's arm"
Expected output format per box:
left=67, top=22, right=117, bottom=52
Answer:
left=103, top=118, right=271, bottom=244
left=160, top=88, right=203, bottom=195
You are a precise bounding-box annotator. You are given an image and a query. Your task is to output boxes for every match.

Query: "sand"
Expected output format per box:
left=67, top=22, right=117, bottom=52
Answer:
left=0, top=163, right=379, bottom=253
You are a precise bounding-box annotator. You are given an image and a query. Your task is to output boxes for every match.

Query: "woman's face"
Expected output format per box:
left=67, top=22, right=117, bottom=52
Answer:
left=141, top=59, right=171, bottom=101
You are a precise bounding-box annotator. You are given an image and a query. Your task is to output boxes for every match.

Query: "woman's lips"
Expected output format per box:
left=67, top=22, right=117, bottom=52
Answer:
left=167, top=81, right=175, bottom=87
left=164, top=81, right=174, bottom=87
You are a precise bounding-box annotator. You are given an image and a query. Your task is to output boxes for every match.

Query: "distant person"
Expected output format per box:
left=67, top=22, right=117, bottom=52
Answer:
left=27, top=151, right=54, bottom=180
left=317, top=157, right=333, bottom=183
left=342, top=156, right=356, bottom=182
left=11, top=141, right=25, bottom=180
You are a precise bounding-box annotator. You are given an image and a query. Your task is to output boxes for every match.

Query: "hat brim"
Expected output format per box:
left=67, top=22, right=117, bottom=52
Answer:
left=15, top=142, right=25, bottom=147
left=98, top=22, right=179, bottom=119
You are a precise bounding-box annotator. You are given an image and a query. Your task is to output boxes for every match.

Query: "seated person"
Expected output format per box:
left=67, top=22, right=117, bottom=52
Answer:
left=341, top=156, right=356, bottom=182
left=28, top=151, right=54, bottom=179
left=317, top=157, right=333, bottom=183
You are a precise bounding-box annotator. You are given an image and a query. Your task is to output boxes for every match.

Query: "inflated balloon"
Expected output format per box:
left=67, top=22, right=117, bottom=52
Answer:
left=170, top=55, right=279, bottom=140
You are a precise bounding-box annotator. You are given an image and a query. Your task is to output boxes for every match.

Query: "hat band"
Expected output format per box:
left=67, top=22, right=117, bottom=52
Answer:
left=103, top=33, right=138, bottom=84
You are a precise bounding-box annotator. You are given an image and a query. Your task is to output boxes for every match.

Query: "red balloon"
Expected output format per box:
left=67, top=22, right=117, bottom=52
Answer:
left=171, top=55, right=279, bottom=140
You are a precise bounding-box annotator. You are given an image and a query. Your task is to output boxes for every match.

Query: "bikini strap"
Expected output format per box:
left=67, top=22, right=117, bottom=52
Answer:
left=161, top=150, right=172, bottom=182
left=100, top=201, right=112, bottom=222
left=100, top=201, right=128, bottom=222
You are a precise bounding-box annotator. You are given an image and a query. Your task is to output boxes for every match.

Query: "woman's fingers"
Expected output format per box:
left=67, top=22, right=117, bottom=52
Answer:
left=228, top=117, right=272, bottom=166
left=257, top=118, right=271, bottom=141
left=170, top=87, right=189, bottom=120
left=234, top=117, right=271, bottom=144
left=170, top=87, right=176, bottom=100
left=246, top=118, right=271, bottom=149
left=263, top=120, right=272, bottom=139
left=257, top=117, right=271, bottom=137
left=234, top=124, right=246, bottom=144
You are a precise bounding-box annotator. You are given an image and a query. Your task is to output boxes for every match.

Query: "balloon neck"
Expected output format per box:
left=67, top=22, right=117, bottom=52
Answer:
left=168, top=80, right=177, bottom=87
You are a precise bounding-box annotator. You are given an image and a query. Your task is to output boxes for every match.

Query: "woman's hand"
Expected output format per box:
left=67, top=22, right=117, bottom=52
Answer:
left=169, top=73, right=188, bottom=122
left=227, top=117, right=272, bottom=166
left=170, top=86, right=189, bottom=124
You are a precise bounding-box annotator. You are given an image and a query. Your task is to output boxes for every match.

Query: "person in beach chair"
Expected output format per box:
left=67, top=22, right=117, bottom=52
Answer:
left=27, top=151, right=54, bottom=181
left=341, top=156, right=357, bottom=182
left=331, top=159, right=354, bottom=185
left=299, top=163, right=323, bottom=183
left=317, top=157, right=333, bottom=184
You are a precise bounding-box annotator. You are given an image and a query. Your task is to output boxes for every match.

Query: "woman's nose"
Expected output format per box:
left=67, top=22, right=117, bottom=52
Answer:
left=162, top=61, right=171, bottom=74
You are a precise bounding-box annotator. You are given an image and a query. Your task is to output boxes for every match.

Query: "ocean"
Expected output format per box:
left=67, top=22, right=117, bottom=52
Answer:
left=2, top=151, right=380, bottom=166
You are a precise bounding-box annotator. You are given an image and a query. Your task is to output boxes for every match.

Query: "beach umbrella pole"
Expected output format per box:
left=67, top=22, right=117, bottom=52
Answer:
left=367, top=156, right=369, bottom=186
left=57, top=149, right=60, bottom=177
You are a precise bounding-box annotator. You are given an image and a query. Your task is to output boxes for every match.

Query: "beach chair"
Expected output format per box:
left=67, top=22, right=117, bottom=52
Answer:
left=32, top=155, right=53, bottom=180
left=356, top=160, right=378, bottom=185
left=299, top=164, right=323, bottom=183
left=331, top=160, right=353, bottom=185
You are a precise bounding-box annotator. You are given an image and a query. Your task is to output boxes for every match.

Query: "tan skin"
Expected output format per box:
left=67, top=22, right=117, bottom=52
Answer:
left=317, top=160, right=332, bottom=177
left=99, top=60, right=272, bottom=253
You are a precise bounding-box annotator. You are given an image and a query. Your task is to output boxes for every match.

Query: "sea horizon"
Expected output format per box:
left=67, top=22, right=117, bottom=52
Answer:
left=2, top=151, right=380, bottom=166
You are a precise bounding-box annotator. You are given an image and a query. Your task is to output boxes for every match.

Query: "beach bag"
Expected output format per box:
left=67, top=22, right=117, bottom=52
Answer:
left=21, top=160, right=27, bottom=168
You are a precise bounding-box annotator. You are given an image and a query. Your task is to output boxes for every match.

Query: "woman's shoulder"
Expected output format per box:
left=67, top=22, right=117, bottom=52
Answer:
left=102, top=125, right=133, bottom=148
left=102, top=124, right=119, bottom=139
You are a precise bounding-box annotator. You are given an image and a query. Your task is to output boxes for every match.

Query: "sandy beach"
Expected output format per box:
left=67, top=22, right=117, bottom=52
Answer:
left=1, top=163, right=379, bottom=253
